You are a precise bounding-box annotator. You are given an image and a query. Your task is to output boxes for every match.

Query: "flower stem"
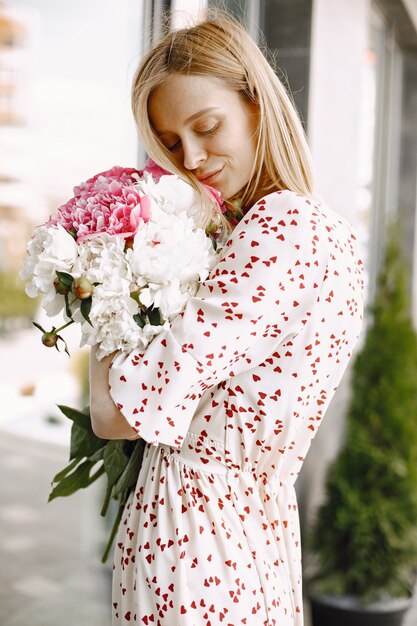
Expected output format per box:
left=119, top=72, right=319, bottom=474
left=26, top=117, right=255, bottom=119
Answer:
left=55, top=320, right=75, bottom=334
left=101, top=502, right=125, bottom=564
left=100, top=480, right=113, bottom=518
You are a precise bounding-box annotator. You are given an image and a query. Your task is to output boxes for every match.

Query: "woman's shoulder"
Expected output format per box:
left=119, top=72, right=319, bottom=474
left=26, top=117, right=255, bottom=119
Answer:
left=226, top=189, right=330, bottom=265
left=232, top=189, right=363, bottom=273
left=241, top=189, right=327, bottom=239
left=248, top=189, right=359, bottom=243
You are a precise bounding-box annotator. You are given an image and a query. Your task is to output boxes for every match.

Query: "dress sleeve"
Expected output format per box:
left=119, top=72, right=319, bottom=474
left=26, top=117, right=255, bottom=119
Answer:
left=108, top=190, right=329, bottom=448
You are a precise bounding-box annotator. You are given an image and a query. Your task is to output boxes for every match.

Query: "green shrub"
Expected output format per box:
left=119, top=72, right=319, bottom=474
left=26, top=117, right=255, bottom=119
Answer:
left=307, top=215, right=417, bottom=604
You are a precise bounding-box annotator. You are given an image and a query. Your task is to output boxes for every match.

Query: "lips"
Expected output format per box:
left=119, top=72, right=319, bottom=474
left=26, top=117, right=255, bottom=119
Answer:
left=197, top=166, right=224, bottom=184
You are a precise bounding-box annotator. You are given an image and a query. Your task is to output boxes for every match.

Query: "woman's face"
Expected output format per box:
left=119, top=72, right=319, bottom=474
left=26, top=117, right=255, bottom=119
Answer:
left=148, top=74, right=259, bottom=201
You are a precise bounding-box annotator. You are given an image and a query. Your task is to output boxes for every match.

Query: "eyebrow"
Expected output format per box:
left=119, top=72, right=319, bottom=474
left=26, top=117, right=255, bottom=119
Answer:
left=156, top=107, right=220, bottom=136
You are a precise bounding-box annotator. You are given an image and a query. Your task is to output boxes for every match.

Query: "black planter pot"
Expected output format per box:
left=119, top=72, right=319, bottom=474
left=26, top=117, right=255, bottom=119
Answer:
left=309, top=593, right=413, bottom=626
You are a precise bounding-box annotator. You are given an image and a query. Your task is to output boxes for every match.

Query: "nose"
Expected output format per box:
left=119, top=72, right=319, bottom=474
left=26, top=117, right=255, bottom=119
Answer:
left=182, top=137, right=207, bottom=171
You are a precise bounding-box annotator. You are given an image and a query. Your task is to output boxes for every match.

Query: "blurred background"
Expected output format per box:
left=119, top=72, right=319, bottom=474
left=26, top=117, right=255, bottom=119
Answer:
left=0, top=0, right=416, bottom=625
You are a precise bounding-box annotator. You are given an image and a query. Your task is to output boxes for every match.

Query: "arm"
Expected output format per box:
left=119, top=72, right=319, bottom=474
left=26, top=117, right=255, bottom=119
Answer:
left=89, top=345, right=141, bottom=440
left=93, top=191, right=329, bottom=446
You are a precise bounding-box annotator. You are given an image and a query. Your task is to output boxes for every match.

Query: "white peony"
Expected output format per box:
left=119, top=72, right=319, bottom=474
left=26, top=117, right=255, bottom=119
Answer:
left=77, top=283, right=171, bottom=360
left=78, top=291, right=141, bottom=358
left=138, top=279, right=188, bottom=319
left=72, top=234, right=132, bottom=296
left=19, top=224, right=78, bottom=318
left=127, top=210, right=217, bottom=286
left=134, top=173, right=202, bottom=226
left=19, top=224, right=78, bottom=298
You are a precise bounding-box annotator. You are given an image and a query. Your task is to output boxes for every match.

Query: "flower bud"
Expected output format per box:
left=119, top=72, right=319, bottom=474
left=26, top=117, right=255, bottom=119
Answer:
left=42, top=332, right=58, bottom=348
left=72, top=277, right=93, bottom=300
left=53, top=276, right=70, bottom=295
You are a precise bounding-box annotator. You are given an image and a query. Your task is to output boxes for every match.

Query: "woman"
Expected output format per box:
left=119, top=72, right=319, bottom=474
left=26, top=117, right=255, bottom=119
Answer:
left=90, top=12, right=365, bottom=626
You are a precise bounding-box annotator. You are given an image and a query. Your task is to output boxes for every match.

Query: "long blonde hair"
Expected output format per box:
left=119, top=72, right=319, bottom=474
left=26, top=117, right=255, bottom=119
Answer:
left=131, top=10, right=314, bottom=233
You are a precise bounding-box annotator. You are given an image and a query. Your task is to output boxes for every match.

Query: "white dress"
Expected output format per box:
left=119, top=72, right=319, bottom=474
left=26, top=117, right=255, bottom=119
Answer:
left=108, top=189, right=365, bottom=625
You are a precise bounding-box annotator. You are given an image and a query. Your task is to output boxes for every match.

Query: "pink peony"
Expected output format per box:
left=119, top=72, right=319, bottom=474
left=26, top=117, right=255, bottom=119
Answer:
left=142, top=157, right=170, bottom=182
left=75, top=165, right=142, bottom=193
left=47, top=162, right=225, bottom=243
left=48, top=167, right=151, bottom=242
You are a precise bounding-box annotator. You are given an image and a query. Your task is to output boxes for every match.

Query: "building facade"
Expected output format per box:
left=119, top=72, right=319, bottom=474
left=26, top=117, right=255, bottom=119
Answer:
left=143, top=0, right=417, bottom=550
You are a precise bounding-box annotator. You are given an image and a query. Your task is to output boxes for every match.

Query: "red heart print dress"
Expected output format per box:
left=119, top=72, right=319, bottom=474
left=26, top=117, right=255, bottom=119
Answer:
left=108, top=189, right=366, bottom=626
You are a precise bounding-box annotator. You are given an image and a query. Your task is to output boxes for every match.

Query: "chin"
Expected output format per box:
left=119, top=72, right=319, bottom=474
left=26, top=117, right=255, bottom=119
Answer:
left=221, top=186, right=236, bottom=201
left=224, top=181, right=250, bottom=202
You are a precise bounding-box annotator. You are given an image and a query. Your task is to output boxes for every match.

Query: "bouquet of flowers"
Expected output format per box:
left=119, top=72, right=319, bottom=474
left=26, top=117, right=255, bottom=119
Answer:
left=19, top=159, right=231, bottom=562
left=20, top=161, right=227, bottom=359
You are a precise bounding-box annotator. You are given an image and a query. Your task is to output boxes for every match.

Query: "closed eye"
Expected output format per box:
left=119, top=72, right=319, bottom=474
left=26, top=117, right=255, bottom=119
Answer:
left=167, top=139, right=181, bottom=152
left=166, top=123, right=220, bottom=152
left=197, top=122, right=220, bottom=135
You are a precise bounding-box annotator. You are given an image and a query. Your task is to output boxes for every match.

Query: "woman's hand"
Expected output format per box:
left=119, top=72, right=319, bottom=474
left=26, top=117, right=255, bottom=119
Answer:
left=89, top=345, right=141, bottom=441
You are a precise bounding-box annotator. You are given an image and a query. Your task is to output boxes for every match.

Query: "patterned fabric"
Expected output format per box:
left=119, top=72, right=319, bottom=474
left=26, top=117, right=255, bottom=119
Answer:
left=108, top=189, right=365, bottom=625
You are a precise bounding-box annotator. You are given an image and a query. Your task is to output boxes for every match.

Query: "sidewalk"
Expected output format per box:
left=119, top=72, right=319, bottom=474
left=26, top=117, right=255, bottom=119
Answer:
left=1, top=331, right=417, bottom=626
left=0, top=429, right=112, bottom=626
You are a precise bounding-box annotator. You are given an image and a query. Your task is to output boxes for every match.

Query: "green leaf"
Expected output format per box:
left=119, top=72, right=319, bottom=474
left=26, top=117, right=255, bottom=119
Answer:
left=32, top=320, right=46, bottom=333
left=133, top=312, right=145, bottom=328
left=57, top=405, right=91, bottom=430
left=64, top=292, right=73, bottom=319
left=88, top=446, right=106, bottom=464
left=51, top=457, right=79, bottom=483
left=48, top=459, right=105, bottom=501
left=122, top=439, right=137, bottom=458
left=70, top=420, right=105, bottom=461
left=55, top=271, right=74, bottom=287
left=80, top=297, right=93, bottom=326
left=56, top=334, right=71, bottom=358
left=103, top=440, right=130, bottom=485
left=99, top=440, right=146, bottom=561
left=147, top=306, right=162, bottom=326
left=100, top=480, right=114, bottom=518
left=113, top=438, right=146, bottom=501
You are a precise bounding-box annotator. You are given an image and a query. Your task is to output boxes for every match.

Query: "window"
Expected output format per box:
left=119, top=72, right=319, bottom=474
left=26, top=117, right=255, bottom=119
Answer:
left=356, top=5, right=403, bottom=306
left=207, top=0, right=262, bottom=40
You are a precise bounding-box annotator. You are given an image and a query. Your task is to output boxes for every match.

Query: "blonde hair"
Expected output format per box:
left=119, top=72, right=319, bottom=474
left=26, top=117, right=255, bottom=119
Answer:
left=131, top=10, right=314, bottom=234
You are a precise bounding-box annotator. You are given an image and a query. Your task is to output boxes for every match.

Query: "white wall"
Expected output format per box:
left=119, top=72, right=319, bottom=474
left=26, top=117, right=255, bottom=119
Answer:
left=299, top=0, right=371, bottom=536
left=403, top=0, right=417, bottom=31
left=171, top=0, right=207, bottom=28
left=308, top=0, right=370, bottom=223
